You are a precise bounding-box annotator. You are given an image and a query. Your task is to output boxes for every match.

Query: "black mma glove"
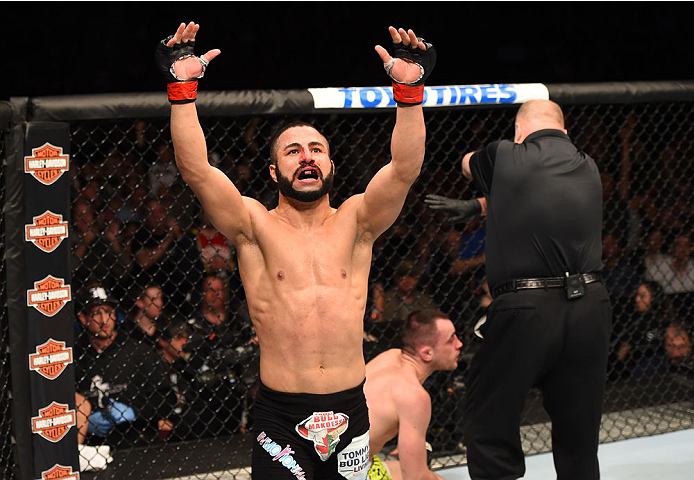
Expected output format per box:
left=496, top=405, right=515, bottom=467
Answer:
left=155, top=35, right=209, bottom=104
left=384, top=37, right=437, bottom=105
left=424, top=194, right=481, bottom=224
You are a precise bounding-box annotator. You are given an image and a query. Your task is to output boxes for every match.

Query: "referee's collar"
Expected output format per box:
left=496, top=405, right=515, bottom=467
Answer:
left=524, top=129, right=571, bottom=142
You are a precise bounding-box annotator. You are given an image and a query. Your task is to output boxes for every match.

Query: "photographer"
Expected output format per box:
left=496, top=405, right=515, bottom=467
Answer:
left=180, top=274, right=259, bottom=437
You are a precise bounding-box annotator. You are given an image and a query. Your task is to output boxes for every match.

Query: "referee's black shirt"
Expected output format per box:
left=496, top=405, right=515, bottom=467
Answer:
left=469, top=129, right=604, bottom=292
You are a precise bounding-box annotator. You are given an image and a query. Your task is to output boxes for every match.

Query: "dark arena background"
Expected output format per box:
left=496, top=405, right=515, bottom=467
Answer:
left=2, top=2, right=694, bottom=480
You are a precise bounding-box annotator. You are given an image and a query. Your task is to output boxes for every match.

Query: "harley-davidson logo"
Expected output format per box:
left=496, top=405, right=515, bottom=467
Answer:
left=27, top=275, right=71, bottom=317
left=32, top=402, right=75, bottom=443
left=25, top=210, right=69, bottom=253
left=38, top=464, right=80, bottom=480
left=24, top=143, right=70, bottom=185
left=29, top=339, right=73, bottom=380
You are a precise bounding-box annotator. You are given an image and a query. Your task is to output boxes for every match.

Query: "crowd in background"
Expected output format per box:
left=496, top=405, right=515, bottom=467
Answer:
left=69, top=110, right=694, bottom=450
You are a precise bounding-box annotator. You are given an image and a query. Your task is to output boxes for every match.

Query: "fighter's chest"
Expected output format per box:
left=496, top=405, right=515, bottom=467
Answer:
left=259, top=228, right=356, bottom=282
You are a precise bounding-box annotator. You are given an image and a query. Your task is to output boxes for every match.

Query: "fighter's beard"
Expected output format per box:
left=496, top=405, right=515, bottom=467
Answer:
left=276, top=164, right=334, bottom=203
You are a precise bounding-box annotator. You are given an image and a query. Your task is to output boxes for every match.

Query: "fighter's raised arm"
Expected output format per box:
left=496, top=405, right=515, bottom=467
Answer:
left=356, top=26, right=436, bottom=238
left=156, top=22, right=253, bottom=246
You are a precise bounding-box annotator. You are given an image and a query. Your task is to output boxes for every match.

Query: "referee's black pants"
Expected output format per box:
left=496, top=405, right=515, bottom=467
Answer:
left=462, top=282, right=612, bottom=480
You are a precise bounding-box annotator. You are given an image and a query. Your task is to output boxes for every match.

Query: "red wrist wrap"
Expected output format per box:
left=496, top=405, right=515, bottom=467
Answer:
left=167, top=81, right=198, bottom=104
left=392, top=83, right=424, bottom=105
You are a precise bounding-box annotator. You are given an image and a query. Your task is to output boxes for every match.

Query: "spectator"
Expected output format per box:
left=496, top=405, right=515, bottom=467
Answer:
left=130, top=197, right=204, bottom=315
left=372, top=264, right=438, bottom=325
left=601, top=232, right=641, bottom=304
left=601, top=171, right=641, bottom=258
left=182, top=275, right=258, bottom=436
left=148, top=142, right=179, bottom=199
left=71, top=199, right=129, bottom=293
left=115, top=184, right=149, bottom=226
left=154, top=317, right=212, bottom=440
left=419, top=228, right=488, bottom=343
left=450, top=216, right=486, bottom=279
left=609, top=281, right=669, bottom=380
left=369, top=263, right=439, bottom=357
left=641, top=228, right=667, bottom=276
left=77, top=177, right=108, bottom=219
left=644, top=233, right=694, bottom=294
left=193, top=210, right=237, bottom=276
left=663, top=322, right=693, bottom=371
left=121, top=284, right=165, bottom=346
left=633, top=322, right=693, bottom=378
left=74, top=284, right=176, bottom=446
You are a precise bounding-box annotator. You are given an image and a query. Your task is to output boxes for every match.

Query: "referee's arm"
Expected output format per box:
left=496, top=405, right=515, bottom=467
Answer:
left=461, top=151, right=476, bottom=180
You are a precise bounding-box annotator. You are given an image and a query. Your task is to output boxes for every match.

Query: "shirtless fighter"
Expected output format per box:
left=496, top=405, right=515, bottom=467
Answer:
left=364, top=310, right=462, bottom=480
left=155, top=22, right=436, bottom=479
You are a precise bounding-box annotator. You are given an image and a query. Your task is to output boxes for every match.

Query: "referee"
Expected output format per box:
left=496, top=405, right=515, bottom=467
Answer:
left=458, top=100, right=612, bottom=480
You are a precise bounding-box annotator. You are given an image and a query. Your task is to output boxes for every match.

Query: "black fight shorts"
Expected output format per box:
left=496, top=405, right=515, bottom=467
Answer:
left=251, top=380, right=370, bottom=480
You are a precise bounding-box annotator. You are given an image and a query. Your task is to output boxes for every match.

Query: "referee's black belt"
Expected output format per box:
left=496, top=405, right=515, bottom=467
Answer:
left=492, top=273, right=601, bottom=298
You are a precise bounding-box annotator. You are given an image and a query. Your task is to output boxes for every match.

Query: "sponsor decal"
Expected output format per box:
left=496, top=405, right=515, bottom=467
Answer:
left=32, top=402, right=76, bottom=443
left=256, top=431, right=306, bottom=479
left=337, top=431, right=370, bottom=479
left=24, top=143, right=70, bottom=185
left=309, top=84, right=550, bottom=109
left=27, top=275, right=71, bottom=317
left=25, top=210, right=69, bottom=253
left=29, top=339, right=73, bottom=380
left=296, top=411, right=349, bottom=461
left=37, top=464, right=80, bottom=480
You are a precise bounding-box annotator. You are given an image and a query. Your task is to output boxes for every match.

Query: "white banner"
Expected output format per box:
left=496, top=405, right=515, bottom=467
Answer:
left=309, top=83, right=550, bottom=109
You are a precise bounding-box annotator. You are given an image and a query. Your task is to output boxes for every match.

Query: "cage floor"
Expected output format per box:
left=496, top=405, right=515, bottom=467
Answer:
left=80, top=402, right=693, bottom=479
left=437, top=427, right=694, bottom=480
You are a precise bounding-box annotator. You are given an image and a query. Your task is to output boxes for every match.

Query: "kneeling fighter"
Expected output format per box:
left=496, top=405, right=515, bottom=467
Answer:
left=156, top=21, right=436, bottom=480
left=364, top=310, right=463, bottom=480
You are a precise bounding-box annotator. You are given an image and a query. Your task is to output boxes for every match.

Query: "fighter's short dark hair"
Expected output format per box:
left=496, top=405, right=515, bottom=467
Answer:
left=400, top=309, right=450, bottom=353
left=268, top=120, right=328, bottom=165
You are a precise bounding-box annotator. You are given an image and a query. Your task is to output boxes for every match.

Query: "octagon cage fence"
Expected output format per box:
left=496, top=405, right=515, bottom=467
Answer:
left=1, top=81, right=694, bottom=479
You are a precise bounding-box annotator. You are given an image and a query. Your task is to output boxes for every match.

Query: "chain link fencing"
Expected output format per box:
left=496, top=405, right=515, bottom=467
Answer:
left=2, top=84, right=694, bottom=478
left=0, top=128, right=17, bottom=479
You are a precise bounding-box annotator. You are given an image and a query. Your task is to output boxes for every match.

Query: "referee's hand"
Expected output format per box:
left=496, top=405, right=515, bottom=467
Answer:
left=424, top=194, right=482, bottom=224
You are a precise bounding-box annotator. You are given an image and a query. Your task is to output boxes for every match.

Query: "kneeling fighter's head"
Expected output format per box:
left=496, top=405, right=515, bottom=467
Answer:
left=401, top=309, right=463, bottom=371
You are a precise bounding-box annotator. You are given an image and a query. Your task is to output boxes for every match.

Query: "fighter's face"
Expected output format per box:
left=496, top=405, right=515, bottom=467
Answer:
left=432, top=318, right=463, bottom=371
left=272, top=126, right=334, bottom=203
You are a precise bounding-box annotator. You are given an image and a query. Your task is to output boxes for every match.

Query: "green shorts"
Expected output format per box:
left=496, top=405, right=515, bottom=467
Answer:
left=367, top=455, right=393, bottom=480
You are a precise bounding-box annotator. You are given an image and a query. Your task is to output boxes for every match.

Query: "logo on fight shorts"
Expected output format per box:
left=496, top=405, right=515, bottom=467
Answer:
left=256, top=431, right=306, bottom=479
left=296, top=411, right=349, bottom=461
left=337, top=431, right=370, bottom=479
